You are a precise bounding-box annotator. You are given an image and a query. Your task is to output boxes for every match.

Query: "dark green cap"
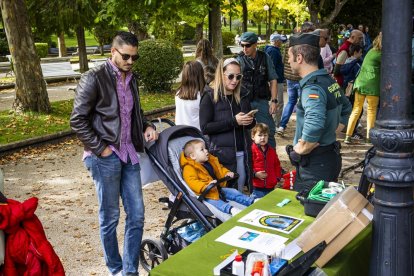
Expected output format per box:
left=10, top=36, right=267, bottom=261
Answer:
left=240, top=32, right=258, bottom=43
left=289, top=31, right=320, bottom=48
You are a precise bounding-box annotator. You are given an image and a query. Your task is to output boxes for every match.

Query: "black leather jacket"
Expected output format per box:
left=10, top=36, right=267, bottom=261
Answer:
left=70, top=61, right=152, bottom=155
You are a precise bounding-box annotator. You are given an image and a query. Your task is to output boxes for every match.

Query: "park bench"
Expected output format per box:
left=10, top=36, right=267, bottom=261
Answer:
left=91, top=58, right=107, bottom=67
left=227, top=46, right=242, bottom=54
left=0, top=61, right=12, bottom=76
left=40, top=61, right=81, bottom=82
left=72, top=46, right=99, bottom=56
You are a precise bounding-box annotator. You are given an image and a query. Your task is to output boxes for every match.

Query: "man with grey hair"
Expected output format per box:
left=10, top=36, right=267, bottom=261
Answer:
left=334, top=29, right=364, bottom=87
left=71, top=31, right=158, bottom=276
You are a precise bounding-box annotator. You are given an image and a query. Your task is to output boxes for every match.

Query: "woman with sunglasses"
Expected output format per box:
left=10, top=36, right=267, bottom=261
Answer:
left=200, top=58, right=256, bottom=192
left=175, top=61, right=206, bottom=130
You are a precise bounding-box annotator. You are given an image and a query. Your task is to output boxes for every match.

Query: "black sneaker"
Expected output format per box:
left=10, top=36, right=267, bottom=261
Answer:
left=351, top=133, right=364, bottom=140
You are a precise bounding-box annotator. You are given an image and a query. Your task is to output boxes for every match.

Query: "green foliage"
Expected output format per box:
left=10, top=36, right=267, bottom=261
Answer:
left=134, top=39, right=183, bottom=93
left=180, top=24, right=196, bottom=41
left=222, top=31, right=235, bottom=55
left=0, top=34, right=9, bottom=56
left=93, top=21, right=118, bottom=49
left=34, top=43, right=49, bottom=58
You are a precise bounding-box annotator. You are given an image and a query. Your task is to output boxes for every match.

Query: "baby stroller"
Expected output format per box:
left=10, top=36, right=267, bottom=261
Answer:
left=139, top=123, right=241, bottom=272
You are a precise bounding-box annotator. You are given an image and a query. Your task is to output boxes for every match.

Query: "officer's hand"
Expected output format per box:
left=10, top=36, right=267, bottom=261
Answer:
left=144, top=126, right=158, bottom=142
left=294, top=139, right=319, bottom=155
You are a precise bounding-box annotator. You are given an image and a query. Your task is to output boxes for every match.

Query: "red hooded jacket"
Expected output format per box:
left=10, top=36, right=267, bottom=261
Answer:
left=0, top=197, right=65, bottom=276
left=251, top=143, right=282, bottom=189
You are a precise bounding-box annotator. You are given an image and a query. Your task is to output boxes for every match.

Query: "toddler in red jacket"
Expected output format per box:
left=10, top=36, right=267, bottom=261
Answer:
left=251, top=123, right=283, bottom=199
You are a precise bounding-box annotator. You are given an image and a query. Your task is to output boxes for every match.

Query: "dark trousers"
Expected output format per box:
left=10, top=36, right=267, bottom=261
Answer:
left=293, top=143, right=342, bottom=192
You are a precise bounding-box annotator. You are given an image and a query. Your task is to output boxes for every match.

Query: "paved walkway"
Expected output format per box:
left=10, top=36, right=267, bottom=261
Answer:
left=0, top=81, right=77, bottom=112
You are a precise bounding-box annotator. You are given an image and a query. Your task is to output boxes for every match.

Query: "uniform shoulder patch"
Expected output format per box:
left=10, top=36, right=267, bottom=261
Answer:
left=308, top=94, right=319, bottom=99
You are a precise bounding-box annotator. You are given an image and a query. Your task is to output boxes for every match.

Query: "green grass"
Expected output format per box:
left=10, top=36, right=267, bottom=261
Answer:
left=50, top=30, right=99, bottom=47
left=0, top=92, right=175, bottom=145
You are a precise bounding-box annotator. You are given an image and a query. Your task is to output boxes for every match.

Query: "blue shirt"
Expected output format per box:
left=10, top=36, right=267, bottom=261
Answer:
left=264, top=45, right=285, bottom=83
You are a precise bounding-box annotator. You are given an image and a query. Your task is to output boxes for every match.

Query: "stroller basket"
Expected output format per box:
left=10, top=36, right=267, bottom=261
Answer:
left=167, top=221, right=206, bottom=254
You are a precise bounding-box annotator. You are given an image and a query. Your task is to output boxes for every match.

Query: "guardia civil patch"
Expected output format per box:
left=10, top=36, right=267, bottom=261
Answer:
left=308, top=94, right=319, bottom=99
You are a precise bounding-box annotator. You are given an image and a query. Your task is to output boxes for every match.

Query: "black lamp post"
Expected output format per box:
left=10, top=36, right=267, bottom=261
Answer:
left=367, top=0, right=414, bottom=275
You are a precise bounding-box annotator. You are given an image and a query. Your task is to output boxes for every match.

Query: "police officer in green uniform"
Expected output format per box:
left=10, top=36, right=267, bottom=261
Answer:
left=237, top=32, right=279, bottom=148
left=287, top=31, right=352, bottom=192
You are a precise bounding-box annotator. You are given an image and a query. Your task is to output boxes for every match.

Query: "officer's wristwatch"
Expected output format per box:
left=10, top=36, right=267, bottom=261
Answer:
left=271, top=99, right=278, bottom=104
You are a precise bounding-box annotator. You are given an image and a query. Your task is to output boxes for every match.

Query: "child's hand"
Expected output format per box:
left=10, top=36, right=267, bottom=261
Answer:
left=225, top=172, right=235, bottom=178
left=255, top=171, right=267, bottom=180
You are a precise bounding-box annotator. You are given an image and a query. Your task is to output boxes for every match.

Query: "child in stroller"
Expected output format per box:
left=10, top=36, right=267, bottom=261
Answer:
left=140, top=124, right=250, bottom=272
left=180, top=139, right=255, bottom=216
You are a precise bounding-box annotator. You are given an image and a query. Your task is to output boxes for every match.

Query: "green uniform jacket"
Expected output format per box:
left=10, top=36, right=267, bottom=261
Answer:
left=294, top=69, right=352, bottom=146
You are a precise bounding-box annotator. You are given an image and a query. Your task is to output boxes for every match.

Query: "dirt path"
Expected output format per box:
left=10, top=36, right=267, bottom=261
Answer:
left=0, top=114, right=370, bottom=275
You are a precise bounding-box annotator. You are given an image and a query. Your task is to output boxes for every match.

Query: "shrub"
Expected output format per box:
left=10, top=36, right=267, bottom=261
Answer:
left=134, top=39, right=183, bottom=92
left=35, top=43, right=48, bottom=58
left=180, top=24, right=196, bottom=41
left=222, top=31, right=235, bottom=55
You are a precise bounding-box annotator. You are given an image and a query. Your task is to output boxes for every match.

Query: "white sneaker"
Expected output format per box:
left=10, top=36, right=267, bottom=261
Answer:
left=276, top=127, right=285, bottom=136
left=230, top=207, right=242, bottom=216
left=254, top=198, right=260, bottom=203
left=112, top=271, right=123, bottom=276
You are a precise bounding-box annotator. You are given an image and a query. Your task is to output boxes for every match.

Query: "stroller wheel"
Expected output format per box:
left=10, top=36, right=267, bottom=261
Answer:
left=140, top=239, right=168, bottom=272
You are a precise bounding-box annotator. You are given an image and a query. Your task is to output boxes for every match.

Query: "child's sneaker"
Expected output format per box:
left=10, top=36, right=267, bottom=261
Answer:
left=230, top=207, right=241, bottom=216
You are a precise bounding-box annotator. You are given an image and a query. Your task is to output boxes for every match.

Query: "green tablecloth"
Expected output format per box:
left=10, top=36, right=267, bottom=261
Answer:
left=149, top=189, right=371, bottom=276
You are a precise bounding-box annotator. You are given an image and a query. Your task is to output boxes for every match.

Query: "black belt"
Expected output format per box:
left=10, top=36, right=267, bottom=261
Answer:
left=286, top=141, right=340, bottom=167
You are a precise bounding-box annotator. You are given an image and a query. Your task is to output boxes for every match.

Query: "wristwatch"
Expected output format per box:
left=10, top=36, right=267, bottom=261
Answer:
left=271, top=99, right=278, bottom=103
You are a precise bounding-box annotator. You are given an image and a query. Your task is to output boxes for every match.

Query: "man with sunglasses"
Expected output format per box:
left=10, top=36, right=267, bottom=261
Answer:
left=287, top=32, right=351, bottom=192
left=70, top=31, right=158, bottom=276
left=236, top=31, right=279, bottom=148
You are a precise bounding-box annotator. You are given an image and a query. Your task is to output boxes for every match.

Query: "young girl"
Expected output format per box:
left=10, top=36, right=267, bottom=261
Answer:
left=195, top=39, right=219, bottom=85
left=175, top=61, right=206, bottom=130
left=251, top=123, right=283, bottom=199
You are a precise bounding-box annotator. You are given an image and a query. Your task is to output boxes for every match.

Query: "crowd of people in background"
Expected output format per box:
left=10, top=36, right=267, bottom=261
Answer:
left=174, top=20, right=382, bottom=198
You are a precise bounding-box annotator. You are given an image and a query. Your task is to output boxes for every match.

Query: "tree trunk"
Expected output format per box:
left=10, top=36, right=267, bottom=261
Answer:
left=210, top=2, right=223, bottom=59
left=241, top=0, right=248, bottom=32
left=195, top=21, right=204, bottom=42
left=58, top=31, right=67, bottom=57
left=128, top=21, right=149, bottom=41
left=0, top=0, right=50, bottom=113
left=100, top=44, right=104, bottom=56
left=76, top=26, right=88, bottom=73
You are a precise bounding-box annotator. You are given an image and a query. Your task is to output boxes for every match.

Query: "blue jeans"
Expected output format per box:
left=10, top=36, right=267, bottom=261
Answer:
left=84, top=153, right=144, bottom=275
left=205, top=188, right=254, bottom=214
left=251, top=99, right=276, bottom=148
left=280, top=80, right=301, bottom=129
left=251, top=188, right=273, bottom=199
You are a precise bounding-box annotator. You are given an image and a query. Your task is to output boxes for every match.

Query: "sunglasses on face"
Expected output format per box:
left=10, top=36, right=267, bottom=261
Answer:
left=241, top=43, right=253, bottom=48
left=225, top=73, right=243, bottom=80
left=115, top=48, right=139, bottom=61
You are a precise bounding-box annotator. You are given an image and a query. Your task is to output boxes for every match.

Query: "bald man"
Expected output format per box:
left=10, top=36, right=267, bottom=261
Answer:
left=333, top=30, right=364, bottom=86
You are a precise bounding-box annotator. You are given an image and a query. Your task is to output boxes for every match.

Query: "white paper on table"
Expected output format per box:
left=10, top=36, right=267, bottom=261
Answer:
left=215, top=226, right=288, bottom=255
left=282, top=238, right=302, bottom=260
left=212, top=250, right=238, bottom=275
left=238, top=209, right=304, bottom=234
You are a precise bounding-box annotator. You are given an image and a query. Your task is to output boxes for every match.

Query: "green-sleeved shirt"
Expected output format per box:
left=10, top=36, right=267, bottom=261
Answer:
left=294, top=69, right=352, bottom=146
